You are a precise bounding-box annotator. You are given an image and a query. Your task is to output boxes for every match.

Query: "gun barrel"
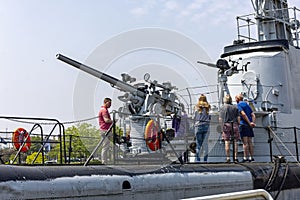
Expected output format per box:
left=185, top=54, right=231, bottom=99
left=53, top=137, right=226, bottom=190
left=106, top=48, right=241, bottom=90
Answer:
left=197, top=61, right=217, bottom=68
left=56, top=54, right=145, bottom=97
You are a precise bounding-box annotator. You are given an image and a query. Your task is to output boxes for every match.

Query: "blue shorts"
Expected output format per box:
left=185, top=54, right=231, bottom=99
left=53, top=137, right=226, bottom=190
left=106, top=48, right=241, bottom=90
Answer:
left=239, top=125, right=254, bottom=138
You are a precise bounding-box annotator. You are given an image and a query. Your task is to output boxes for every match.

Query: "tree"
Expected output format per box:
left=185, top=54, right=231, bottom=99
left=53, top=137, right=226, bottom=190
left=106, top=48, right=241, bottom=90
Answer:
left=2, top=123, right=103, bottom=165
left=26, top=152, right=45, bottom=164
left=3, top=135, right=42, bottom=165
left=47, top=123, right=99, bottom=163
left=0, top=148, right=16, bottom=164
left=27, top=135, right=43, bottom=154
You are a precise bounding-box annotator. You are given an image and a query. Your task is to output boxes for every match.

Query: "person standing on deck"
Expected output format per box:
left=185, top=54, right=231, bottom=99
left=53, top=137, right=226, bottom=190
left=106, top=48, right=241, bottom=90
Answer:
left=98, top=97, right=113, bottom=164
left=194, top=94, right=211, bottom=162
left=235, top=94, right=256, bottom=162
left=219, top=94, right=240, bottom=163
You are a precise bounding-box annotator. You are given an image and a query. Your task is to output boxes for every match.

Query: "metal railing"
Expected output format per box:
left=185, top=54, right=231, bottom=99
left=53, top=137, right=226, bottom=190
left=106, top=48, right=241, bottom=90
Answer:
left=0, top=111, right=299, bottom=166
left=181, top=189, right=273, bottom=200
left=236, top=7, right=300, bottom=48
left=0, top=116, right=65, bottom=165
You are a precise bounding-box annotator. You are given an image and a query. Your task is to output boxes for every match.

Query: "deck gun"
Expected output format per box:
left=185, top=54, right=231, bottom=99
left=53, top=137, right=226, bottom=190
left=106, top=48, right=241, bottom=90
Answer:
left=56, top=54, right=180, bottom=116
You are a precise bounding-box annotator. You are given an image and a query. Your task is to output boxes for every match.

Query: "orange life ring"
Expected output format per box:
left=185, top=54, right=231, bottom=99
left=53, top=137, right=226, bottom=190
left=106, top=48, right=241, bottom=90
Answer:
left=12, top=128, right=31, bottom=153
left=144, top=120, right=162, bottom=151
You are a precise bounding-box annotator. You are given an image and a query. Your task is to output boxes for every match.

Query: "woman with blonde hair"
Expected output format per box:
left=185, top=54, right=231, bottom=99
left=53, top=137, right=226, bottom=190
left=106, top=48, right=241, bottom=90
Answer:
left=194, top=94, right=211, bottom=162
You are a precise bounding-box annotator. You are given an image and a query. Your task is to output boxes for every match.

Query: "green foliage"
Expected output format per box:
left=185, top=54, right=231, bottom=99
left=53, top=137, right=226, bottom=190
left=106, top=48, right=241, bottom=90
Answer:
left=4, top=123, right=108, bottom=165
left=48, top=123, right=100, bottom=163
left=26, top=152, right=46, bottom=164
left=9, top=154, right=18, bottom=164
left=0, top=148, right=16, bottom=164
left=115, top=126, right=123, bottom=136
left=27, top=136, right=42, bottom=154
left=75, top=123, right=100, bottom=155
left=87, top=159, right=102, bottom=165
left=8, top=150, right=28, bottom=164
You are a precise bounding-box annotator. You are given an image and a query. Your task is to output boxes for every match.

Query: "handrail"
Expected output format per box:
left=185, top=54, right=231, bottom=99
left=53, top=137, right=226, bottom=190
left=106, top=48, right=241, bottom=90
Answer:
left=181, top=189, right=273, bottom=200
left=11, top=123, right=42, bottom=164
left=32, top=122, right=64, bottom=164
left=84, top=121, right=115, bottom=166
left=0, top=112, right=299, bottom=165
left=0, top=116, right=65, bottom=165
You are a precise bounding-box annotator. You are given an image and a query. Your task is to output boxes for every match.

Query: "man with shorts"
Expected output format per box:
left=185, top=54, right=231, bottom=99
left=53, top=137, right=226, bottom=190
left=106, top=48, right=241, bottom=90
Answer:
left=219, top=94, right=240, bottom=163
left=235, top=94, right=256, bottom=162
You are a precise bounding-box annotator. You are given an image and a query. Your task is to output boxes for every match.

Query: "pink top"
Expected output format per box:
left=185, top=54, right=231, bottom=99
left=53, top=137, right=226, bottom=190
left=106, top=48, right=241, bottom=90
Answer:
left=98, top=106, right=112, bottom=130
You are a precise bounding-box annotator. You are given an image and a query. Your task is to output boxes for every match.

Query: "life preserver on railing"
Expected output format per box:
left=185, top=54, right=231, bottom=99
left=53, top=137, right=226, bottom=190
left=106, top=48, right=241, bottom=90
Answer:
left=12, top=128, right=31, bottom=153
left=144, top=120, right=162, bottom=151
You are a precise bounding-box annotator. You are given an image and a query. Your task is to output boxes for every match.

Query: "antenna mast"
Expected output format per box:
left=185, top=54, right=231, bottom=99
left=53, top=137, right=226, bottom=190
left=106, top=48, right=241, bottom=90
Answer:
left=252, top=0, right=293, bottom=43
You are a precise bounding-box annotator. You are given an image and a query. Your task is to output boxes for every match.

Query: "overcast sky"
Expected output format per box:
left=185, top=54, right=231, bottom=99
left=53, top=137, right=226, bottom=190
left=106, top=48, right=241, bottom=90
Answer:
left=0, top=0, right=299, bottom=132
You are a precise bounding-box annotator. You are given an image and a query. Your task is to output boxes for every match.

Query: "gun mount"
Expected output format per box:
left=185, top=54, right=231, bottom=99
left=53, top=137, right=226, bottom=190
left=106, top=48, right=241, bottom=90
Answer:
left=198, top=58, right=251, bottom=108
left=56, top=54, right=181, bottom=117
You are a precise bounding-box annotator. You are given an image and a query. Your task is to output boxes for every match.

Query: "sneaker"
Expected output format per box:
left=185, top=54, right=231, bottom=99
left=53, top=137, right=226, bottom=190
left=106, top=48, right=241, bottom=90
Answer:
left=226, top=158, right=231, bottom=163
left=249, top=158, right=255, bottom=162
left=234, top=159, right=239, bottom=163
left=242, top=158, right=248, bottom=163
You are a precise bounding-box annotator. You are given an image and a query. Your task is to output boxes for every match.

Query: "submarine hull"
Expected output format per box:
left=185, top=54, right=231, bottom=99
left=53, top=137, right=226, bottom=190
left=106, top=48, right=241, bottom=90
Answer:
left=0, top=163, right=299, bottom=199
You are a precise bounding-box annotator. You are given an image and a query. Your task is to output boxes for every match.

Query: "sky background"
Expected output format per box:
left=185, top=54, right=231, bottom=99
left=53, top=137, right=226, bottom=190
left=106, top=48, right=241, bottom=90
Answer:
left=0, top=0, right=299, bottom=132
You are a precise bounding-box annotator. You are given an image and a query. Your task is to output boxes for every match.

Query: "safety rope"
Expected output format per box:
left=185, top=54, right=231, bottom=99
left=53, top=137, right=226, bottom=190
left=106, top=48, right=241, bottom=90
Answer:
left=267, top=126, right=300, bottom=166
left=267, top=126, right=300, bottom=200
left=274, top=162, right=289, bottom=200
left=7, top=116, right=98, bottom=126
left=264, top=157, right=280, bottom=191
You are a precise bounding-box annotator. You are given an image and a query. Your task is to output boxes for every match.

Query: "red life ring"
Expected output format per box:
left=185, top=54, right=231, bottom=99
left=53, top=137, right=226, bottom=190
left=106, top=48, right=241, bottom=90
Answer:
left=144, top=120, right=162, bottom=151
left=12, top=128, right=31, bottom=153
